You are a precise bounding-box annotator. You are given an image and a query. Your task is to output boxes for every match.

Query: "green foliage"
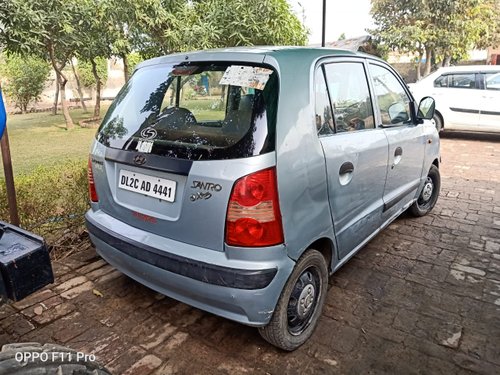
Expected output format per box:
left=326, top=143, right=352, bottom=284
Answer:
left=104, top=0, right=308, bottom=60
left=73, top=0, right=113, bottom=65
left=127, top=52, right=144, bottom=74
left=0, top=0, right=104, bottom=128
left=171, top=0, right=308, bottom=52
left=77, top=58, right=108, bottom=89
left=0, top=54, right=50, bottom=113
left=1, top=0, right=309, bottom=70
left=0, top=0, right=84, bottom=66
left=105, top=0, right=185, bottom=60
left=0, top=161, right=89, bottom=242
left=371, top=0, right=500, bottom=67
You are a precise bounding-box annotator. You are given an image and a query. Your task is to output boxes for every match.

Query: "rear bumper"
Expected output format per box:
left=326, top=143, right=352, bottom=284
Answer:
left=85, top=210, right=294, bottom=326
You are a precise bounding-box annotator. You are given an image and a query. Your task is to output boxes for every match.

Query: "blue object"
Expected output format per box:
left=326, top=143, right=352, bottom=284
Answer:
left=0, top=87, right=6, bottom=139
left=200, top=73, right=209, bottom=94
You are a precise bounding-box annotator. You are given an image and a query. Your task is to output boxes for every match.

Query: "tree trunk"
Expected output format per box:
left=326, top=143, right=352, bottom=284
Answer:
left=443, top=55, right=452, bottom=67
left=52, top=71, right=60, bottom=115
left=416, top=51, right=423, bottom=81
left=122, top=53, right=129, bottom=82
left=71, top=60, right=88, bottom=112
left=91, top=58, right=101, bottom=118
left=48, top=42, right=74, bottom=129
left=424, top=47, right=432, bottom=77
left=59, top=77, right=74, bottom=130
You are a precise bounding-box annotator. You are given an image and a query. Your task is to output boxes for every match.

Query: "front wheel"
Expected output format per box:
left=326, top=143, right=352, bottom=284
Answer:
left=258, top=250, right=328, bottom=351
left=432, top=113, right=443, bottom=132
left=409, top=165, right=440, bottom=217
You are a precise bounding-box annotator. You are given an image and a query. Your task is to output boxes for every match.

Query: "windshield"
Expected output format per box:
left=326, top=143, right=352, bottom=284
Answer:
left=97, top=62, right=279, bottom=160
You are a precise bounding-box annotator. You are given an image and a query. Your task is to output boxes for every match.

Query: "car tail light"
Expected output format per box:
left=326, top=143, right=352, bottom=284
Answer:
left=88, top=157, right=98, bottom=202
left=226, top=168, right=283, bottom=247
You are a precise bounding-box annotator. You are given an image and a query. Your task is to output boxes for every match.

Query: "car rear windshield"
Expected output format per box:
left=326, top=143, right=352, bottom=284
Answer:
left=97, top=62, right=279, bottom=160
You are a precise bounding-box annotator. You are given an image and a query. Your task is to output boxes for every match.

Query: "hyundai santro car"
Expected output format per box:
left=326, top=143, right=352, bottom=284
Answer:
left=86, top=47, right=440, bottom=350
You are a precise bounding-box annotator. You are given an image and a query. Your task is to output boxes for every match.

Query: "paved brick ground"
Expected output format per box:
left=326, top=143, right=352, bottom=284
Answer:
left=1, top=133, right=499, bottom=374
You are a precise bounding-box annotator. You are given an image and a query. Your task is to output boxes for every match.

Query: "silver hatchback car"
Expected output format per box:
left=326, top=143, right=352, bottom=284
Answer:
left=86, top=47, right=440, bottom=350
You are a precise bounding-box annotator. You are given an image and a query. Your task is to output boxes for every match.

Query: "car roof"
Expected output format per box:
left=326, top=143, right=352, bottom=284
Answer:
left=136, top=46, right=383, bottom=71
left=434, top=65, right=500, bottom=74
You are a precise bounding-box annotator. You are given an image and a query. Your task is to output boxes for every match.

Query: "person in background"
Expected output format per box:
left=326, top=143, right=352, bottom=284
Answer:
left=0, top=85, right=6, bottom=139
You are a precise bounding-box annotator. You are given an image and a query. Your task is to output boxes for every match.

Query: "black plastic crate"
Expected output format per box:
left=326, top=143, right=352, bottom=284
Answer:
left=0, top=221, right=53, bottom=301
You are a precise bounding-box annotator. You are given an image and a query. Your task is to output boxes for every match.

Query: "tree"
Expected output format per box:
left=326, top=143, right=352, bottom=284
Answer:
left=0, top=54, right=50, bottom=113
left=429, top=0, right=500, bottom=67
left=0, top=0, right=83, bottom=129
left=70, top=59, right=88, bottom=113
left=106, top=0, right=307, bottom=75
left=73, top=0, right=112, bottom=118
left=77, top=58, right=108, bottom=117
left=106, top=0, right=186, bottom=80
left=78, top=60, right=108, bottom=90
left=127, top=52, right=144, bottom=75
left=371, top=0, right=499, bottom=78
left=171, top=0, right=308, bottom=51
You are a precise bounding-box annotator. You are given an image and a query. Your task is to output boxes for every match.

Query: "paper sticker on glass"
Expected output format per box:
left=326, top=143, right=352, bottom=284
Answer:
left=219, top=66, right=273, bottom=90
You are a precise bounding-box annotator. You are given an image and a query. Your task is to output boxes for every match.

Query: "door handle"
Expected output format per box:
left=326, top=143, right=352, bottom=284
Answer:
left=392, top=147, right=403, bottom=169
left=339, top=161, right=354, bottom=175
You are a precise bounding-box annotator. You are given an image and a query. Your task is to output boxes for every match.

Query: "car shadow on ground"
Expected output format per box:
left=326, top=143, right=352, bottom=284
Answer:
left=440, top=131, right=500, bottom=142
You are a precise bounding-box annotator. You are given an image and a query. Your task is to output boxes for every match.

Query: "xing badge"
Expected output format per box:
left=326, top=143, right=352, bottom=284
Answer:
left=190, top=192, right=212, bottom=202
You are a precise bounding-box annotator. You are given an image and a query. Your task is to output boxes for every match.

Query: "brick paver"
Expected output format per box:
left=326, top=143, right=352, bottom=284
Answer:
left=1, top=133, right=499, bottom=374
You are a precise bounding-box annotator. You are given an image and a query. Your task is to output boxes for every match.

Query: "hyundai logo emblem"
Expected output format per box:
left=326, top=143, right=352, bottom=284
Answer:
left=133, top=154, right=147, bottom=165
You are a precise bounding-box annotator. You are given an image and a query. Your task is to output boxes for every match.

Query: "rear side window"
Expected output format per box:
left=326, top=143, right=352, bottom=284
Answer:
left=97, top=63, right=279, bottom=160
left=315, top=68, right=335, bottom=136
left=449, top=73, right=476, bottom=89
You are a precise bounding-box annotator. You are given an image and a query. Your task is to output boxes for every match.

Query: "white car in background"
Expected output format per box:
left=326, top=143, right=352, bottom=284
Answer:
left=408, top=65, right=500, bottom=133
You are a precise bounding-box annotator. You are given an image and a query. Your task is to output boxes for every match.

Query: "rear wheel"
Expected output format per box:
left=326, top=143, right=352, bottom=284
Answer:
left=259, top=250, right=328, bottom=351
left=409, top=165, right=440, bottom=217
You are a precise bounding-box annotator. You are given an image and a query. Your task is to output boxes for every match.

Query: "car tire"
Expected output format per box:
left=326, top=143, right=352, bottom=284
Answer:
left=409, top=165, right=440, bottom=217
left=0, top=343, right=111, bottom=375
left=258, top=249, right=328, bottom=351
left=432, top=112, right=443, bottom=132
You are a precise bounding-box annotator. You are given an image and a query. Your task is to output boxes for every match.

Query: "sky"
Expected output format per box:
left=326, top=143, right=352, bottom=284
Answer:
left=287, top=0, right=374, bottom=45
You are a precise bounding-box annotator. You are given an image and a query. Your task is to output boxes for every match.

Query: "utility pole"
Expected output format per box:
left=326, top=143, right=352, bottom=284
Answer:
left=0, top=86, right=20, bottom=226
left=321, top=0, right=326, bottom=47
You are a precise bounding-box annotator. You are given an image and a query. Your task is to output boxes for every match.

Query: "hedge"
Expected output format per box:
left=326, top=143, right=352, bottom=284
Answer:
left=0, top=160, right=89, bottom=253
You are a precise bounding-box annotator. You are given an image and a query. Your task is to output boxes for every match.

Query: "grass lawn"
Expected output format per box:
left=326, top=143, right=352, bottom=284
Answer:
left=1, top=106, right=109, bottom=175
left=183, top=97, right=225, bottom=121
left=1, top=98, right=227, bottom=176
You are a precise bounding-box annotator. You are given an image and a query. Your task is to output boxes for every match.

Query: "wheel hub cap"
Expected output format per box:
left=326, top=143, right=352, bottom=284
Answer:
left=297, top=284, right=316, bottom=318
left=422, top=179, right=433, bottom=202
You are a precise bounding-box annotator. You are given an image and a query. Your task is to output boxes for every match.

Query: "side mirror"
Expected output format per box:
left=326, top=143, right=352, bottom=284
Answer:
left=417, top=97, right=435, bottom=122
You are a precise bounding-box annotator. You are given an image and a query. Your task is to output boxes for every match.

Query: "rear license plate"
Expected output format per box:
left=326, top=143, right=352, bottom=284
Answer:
left=118, top=169, right=176, bottom=202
